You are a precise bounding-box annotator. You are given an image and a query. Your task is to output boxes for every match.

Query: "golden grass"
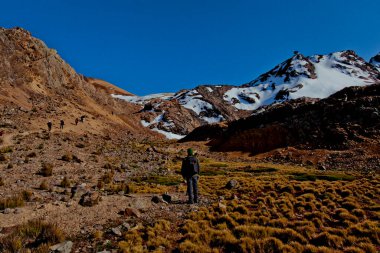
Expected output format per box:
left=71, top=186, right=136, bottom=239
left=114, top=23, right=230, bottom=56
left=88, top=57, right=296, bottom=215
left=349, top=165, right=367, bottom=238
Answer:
left=0, top=220, right=64, bottom=252
left=112, top=162, right=379, bottom=252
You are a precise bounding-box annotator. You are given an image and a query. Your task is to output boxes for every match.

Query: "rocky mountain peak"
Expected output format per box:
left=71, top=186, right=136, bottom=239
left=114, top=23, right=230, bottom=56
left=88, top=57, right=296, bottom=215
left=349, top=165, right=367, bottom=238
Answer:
left=249, top=52, right=317, bottom=86
left=370, top=52, right=380, bottom=71
left=114, top=49, right=380, bottom=139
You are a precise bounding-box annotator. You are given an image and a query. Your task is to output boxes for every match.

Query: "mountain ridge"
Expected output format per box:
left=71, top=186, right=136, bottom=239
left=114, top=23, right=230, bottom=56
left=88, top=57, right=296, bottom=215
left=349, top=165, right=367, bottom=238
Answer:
left=181, top=83, right=380, bottom=171
left=114, top=50, right=380, bottom=139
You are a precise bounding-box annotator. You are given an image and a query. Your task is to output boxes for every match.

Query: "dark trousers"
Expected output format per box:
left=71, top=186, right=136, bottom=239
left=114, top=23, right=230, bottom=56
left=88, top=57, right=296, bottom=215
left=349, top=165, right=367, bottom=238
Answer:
left=186, top=175, right=199, bottom=203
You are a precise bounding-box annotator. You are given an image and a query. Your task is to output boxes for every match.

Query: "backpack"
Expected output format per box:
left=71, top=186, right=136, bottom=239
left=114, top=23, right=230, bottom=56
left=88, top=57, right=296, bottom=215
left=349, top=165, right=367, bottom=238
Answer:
left=182, top=156, right=199, bottom=177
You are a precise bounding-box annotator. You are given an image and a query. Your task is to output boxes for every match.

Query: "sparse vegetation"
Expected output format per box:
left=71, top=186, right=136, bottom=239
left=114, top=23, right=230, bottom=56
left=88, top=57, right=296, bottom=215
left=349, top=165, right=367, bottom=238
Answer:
left=112, top=166, right=380, bottom=252
left=0, top=220, right=65, bottom=252
left=291, top=172, right=356, bottom=181
left=0, top=146, right=13, bottom=153
left=60, top=176, right=71, bottom=188
left=0, top=194, right=24, bottom=210
left=39, top=162, right=53, bottom=177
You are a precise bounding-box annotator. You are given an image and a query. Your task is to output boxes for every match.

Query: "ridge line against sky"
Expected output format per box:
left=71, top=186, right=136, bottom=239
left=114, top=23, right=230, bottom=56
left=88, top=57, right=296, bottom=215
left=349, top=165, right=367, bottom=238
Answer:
left=2, top=0, right=380, bottom=95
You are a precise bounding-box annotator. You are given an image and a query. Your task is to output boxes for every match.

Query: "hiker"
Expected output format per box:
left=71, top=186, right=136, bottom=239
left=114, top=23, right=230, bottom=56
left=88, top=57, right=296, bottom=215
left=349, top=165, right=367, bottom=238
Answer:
left=80, top=115, right=85, bottom=123
left=60, top=120, right=64, bottom=129
left=181, top=148, right=200, bottom=204
left=47, top=121, right=52, bottom=132
left=75, top=118, right=78, bottom=125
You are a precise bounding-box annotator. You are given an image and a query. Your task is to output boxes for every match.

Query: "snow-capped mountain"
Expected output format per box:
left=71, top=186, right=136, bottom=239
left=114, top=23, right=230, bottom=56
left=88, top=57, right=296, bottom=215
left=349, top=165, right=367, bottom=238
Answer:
left=230, top=50, right=379, bottom=110
left=370, top=53, right=380, bottom=71
left=114, top=50, right=380, bottom=139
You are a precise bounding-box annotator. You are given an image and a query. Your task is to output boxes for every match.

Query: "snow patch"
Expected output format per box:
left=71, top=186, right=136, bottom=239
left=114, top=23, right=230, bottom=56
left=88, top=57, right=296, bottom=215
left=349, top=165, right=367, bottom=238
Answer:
left=112, top=93, right=174, bottom=104
left=151, top=128, right=185, bottom=140
left=175, top=89, right=224, bottom=123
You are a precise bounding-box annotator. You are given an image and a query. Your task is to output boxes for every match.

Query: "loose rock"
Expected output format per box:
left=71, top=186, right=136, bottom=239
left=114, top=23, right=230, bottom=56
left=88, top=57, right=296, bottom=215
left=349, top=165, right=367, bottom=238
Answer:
left=111, top=226, right=122, bottom=236
left=49, top=241, right=73, bottom=253
left=225, top=179, right=238, bottom=189
left=151, top=195, right=162, bottom=203
left=124, top=207, right=141, bottom=218
left=79, top=191, right=101, bottom=207
left=162, top=193, right=172, bottom=203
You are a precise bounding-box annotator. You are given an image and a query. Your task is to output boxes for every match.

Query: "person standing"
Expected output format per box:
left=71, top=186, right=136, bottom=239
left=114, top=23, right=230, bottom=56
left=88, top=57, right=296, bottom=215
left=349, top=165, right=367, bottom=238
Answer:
left=181, top=148, right=200, bottom=204
left=60, top=120, right=64, bottom=129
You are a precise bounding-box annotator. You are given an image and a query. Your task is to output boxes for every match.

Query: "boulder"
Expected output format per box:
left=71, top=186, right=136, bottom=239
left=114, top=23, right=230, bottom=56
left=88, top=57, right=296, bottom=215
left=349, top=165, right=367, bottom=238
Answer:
left=162, top=193, right=172, bottom=203
left=151, top=195, right=162, bottom=203
left=79, top=191, right=100, bottom=207
left=70, top=184, right=87, bottom=199
left=122, top=222, right=132, bottom=230
left=49, top=241, right=73, bottom=253
left=124, top=207, right=141, bottom=218
left=111, top=227, right=122, bottom=237
left=225, top=179, right=238, bottom=189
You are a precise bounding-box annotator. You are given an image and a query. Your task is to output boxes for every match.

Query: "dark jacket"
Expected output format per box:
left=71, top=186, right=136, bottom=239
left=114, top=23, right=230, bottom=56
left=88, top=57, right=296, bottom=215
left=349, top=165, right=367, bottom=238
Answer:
left=181, top=156, right=200, bottom=178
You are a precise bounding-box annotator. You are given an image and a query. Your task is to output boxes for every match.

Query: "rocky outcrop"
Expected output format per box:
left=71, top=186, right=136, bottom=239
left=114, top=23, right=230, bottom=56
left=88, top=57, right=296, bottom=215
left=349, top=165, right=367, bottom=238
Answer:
left=370, top=53, right=380, bottom=71
left=79, top=191, right=101, bottom=207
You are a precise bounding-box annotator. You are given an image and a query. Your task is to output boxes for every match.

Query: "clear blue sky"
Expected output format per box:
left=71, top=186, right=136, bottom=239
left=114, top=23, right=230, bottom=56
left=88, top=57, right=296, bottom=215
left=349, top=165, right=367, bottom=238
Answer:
left=2, top=0, right=380, bottom=95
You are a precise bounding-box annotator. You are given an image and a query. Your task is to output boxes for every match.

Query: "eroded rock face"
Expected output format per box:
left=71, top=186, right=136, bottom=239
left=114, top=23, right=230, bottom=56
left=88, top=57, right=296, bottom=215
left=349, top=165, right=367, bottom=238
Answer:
left=0, top=27, right=85, bottom=99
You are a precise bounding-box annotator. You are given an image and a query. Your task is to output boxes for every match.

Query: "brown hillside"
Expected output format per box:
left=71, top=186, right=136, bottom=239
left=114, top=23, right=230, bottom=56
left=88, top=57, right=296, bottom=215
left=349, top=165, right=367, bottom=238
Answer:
left=84, top=77, right=134, bottom=96
left=0, top=27, right=151, bottom=136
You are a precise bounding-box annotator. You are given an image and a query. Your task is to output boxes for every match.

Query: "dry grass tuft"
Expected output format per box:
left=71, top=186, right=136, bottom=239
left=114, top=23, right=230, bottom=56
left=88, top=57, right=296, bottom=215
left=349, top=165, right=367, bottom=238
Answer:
left=39, top=163, right=53, bottom=177
left=0, top=220, right=64, bottom=252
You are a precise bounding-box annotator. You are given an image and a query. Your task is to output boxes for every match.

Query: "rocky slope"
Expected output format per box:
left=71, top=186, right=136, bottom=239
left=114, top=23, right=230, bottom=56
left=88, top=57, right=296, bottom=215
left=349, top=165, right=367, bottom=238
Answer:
left=181, top=83, right=380, bottom=170
left=0, top=27, right=153, bottom=138
left=114, top=51, right=380, bottom=139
